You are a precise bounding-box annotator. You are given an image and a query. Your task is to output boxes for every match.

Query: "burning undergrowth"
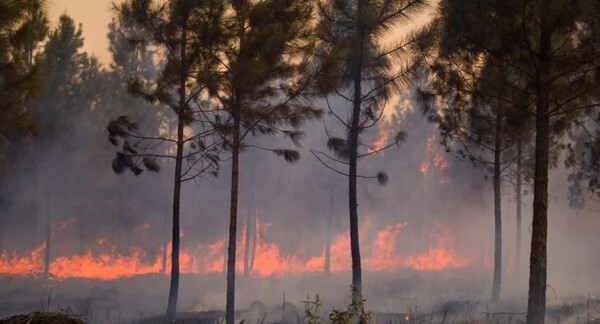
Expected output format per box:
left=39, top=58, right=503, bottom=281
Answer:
left=0, top=218, right=471, bottom=280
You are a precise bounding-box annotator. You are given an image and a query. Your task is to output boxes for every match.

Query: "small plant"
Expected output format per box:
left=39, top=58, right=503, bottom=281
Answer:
left=303, top=294, right=323, bottom=324
left=303, top=288, right=371, bottom=324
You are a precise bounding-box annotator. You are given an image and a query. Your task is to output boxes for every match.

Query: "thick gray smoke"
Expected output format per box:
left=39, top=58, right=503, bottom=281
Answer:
left=1, top=19, right=600, bottom=324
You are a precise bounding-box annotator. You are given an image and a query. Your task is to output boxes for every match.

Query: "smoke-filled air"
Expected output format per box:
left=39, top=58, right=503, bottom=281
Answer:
left=1, top=0, right=600, bottom=323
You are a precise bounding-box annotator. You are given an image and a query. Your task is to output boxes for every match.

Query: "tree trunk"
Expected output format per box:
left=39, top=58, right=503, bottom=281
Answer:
left=165, top=23, right=188, bottom=324
left=348, top=0, right=366, bottom=302
left=226, top=112, right=241, bottom=324
left=226, top=10, right=247, bottom=322
left=526, top=8, right=551, bottom=323
left=515, top=139, right=522, bottom=277
left=165, top=113, right=184, bottom=324
left=324, top=182, right=334, bottom=274
left=491, top=112, right=502, bottom=303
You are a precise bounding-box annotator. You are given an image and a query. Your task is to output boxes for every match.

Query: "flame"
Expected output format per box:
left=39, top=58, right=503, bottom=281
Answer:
left=0, top=244, right=45, bottom=276
left=368, top=125, right=391, bottom=154
left=403, top=222, right=470, bottom=270
left=420, top=136, right=449, bottom=184
left=0, top=219, right=471, bottom=280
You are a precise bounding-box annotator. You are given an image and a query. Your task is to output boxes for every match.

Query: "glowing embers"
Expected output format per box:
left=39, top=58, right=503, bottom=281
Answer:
left=0, top=219, right=471, bottom=280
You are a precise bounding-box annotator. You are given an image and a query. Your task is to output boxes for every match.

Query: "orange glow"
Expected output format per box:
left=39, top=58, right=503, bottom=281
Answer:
left=403, top=222, right=470, bottom=270
left=0, top=219, right=472, bottom=280
left=420, top=136, right=449, bottom=184
left=368, top=125, right=391, bottom=154
left=0, top=244, right=45, bottom=276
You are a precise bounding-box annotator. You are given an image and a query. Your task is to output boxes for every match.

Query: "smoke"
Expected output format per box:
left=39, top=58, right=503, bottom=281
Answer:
left=1, top=51, right=600, bottom=324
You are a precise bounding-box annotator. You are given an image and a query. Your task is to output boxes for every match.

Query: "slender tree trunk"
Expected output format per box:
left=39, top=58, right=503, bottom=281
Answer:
left=226, top=9, right=247, bottom=322
left=491, top=113, right=502, bottom=303
left=165, top=23, right=188, bottom=324
left=349, top=1, right=365, bottom=301
left=324, top=182, right=334, bottom=274
left=226, top=112, right=241, bottom=324
left=166, top=115, right=184, bottom=324
left=515, top=139, right=522, bottom=277
left=526, top=8, right=551, bottom=323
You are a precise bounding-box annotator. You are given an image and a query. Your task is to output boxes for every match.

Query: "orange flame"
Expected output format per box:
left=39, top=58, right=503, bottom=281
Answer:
left=368, top=125, right=391, bottom=154
left=0, top=219, right=471, bottom=280
left=0, top=244, right=45, bottom=276
left=420, top=136, right=449, bottom=184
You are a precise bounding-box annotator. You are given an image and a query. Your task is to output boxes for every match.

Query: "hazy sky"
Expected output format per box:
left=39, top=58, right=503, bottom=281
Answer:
left=49, top=0, right=114, bottom=63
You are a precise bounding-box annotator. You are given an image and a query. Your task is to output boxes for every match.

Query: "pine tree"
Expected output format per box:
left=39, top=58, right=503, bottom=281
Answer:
left=312, top=0, right=426, bottom=301
left=109, top=1, right=225, bottom=322
left=421, top=1, right=600, bottom=321
left=0, top=0, right=48, bottom=145
left=196, top=1, right=323, bottom=322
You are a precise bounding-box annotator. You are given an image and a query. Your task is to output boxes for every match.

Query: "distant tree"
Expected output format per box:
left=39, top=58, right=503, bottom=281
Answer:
left=311, top=0, right=426, bottom=301
left=32, top=14, right=94, bottom=280
left=108, top=1, right=224, bottom=322
left=420, top=1, right=600, bottom=321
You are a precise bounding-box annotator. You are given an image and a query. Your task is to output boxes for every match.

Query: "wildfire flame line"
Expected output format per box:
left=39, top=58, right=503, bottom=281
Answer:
left=0, top=220, right=470, bottom=280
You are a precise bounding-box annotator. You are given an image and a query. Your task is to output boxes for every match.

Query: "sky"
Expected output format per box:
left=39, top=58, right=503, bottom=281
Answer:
left=47, top=0, right=437, bottom=66
left=48, top=0, right=114, bottom=63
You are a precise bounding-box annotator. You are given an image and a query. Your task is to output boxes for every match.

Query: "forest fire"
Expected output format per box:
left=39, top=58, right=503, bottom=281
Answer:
left=0, top=219, right=471, bottom=280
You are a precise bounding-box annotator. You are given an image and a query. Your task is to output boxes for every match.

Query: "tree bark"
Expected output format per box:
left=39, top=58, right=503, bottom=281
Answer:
left=226, top=111, right=241, bottom=324
left=491, top=112, right=502, bottom=303
left=526, top=7, right=551, bottom=323
left=515, top=139, right=522, bottom=277
left=347, top=0, right=367, bottom=302
left=165, top=22, right=188, bottom=324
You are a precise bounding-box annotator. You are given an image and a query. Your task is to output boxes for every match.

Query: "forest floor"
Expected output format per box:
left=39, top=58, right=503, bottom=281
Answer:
left=0, top=270, right=598, bottom=323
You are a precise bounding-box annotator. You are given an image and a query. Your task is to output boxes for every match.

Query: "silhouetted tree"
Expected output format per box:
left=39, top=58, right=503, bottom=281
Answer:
left=311, top=0, right=426, bottom=301
left=32, top=14, right=93, bottom=280
left=198, top=1, right=323, bottom=322
left=109, top=1, right=225, bottom=322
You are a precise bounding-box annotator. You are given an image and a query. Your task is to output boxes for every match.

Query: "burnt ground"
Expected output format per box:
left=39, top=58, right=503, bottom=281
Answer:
left=0, top=270, right=599, bottom=323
